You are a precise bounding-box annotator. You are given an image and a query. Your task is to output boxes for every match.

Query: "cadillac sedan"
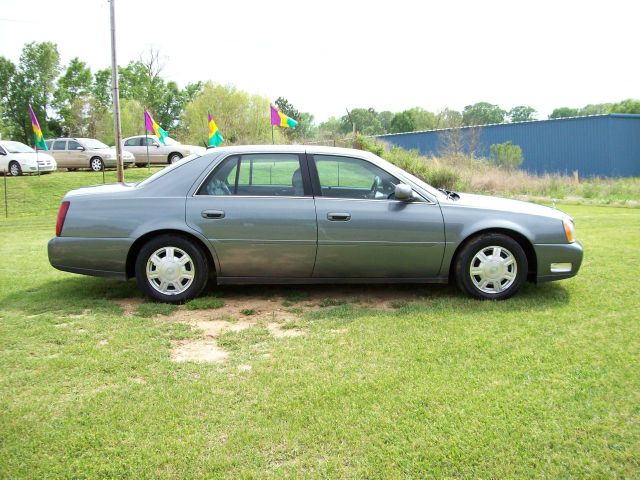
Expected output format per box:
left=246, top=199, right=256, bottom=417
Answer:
left=48, top=146, right=583, bottom=302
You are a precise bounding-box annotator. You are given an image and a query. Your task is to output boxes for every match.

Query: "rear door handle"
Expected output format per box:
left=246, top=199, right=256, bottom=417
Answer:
left=327, top=212, right=351, bottom=221
left=201, top=209, right=225, bottom=219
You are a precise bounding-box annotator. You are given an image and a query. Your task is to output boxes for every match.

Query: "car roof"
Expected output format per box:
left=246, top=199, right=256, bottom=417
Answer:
left=205, top=144, right=379, bottom=159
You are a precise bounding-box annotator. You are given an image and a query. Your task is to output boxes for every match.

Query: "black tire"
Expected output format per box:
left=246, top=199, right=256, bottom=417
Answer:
left=135, top=234, right=209, bottom=303
left=67, top=168, right=77, bottom=172
left=90, top=157, right=104, bottom=172
left=9, top=161, right=22, bottom=176
left=454, top=233, right=528, bottom=300
left=135, top=163, right=146, bottom=168
left=168, top=153, right=182, bottom=164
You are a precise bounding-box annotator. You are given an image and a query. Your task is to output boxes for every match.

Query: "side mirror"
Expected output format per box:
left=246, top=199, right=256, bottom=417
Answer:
left=76, top=146, right=85, bottom=151
left=154, top=143, right=160, bottom=148
left=0, top=150, right=6, bottom=156
left=394, top=184, right=414, bottom=201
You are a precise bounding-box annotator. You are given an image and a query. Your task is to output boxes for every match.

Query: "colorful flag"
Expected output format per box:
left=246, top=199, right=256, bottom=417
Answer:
left=144, top=110, right=168, bottom=145
left=207, top=111, right=224, bottom=147
left=270, top=105, right=298, bottom=129
left=28, top=105, right=48, bottom=150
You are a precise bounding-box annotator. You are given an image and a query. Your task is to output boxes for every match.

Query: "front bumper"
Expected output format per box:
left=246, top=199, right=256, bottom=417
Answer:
left=24, top=164, right=56, bottom=173
left=534, top=240, right=584, bottom=283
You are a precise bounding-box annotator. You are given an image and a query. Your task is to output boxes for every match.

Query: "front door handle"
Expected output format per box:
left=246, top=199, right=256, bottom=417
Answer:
left=201, top=209, right=225, bottom=219
left=327, top=212, right=351, bottom=221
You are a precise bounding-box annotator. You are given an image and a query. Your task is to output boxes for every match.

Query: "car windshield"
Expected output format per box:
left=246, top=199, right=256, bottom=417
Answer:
left=80, top=138, right=109, bottom=149
left=3, top=141, right=35, bottom=153
left=135, top=153, right=201, bottom=187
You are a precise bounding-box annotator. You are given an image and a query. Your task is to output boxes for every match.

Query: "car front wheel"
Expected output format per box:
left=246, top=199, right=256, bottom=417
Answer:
left=9, top=161, right=22, bottom=176
left=90, top=157, right=104, bottom=172
left=135, top=234, right=209, bottom=303
left=454, top=233, right=528, bottom=300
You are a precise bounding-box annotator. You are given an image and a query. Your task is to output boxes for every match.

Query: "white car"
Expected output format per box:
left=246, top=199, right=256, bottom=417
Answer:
left=0, top=140, right=57, bottom=176
left=123, top=135, right=206, bottom=167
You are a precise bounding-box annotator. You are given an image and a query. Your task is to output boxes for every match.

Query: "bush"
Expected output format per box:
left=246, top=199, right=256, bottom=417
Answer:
left=490, top=141, right=524, bottom=169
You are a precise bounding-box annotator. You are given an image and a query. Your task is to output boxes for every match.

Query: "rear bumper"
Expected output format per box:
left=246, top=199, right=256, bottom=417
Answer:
left=534, top=241, right=583, bottom=283
left=48, top=236, right=130, bottom=279
left=104, top=158, right=134, bottom=168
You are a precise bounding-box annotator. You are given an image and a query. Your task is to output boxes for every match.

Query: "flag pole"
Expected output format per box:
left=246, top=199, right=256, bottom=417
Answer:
left=109, top=0, right=124, bottom=184
left=36, top=146, right=40, bottom=178
left=271, top=124, right=274, bottom=145
left=144, top=111, right=150, bottom=173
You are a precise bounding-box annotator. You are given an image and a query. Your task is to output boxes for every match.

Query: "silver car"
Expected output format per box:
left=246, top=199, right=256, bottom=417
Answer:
left=48, top=145, right=583, bottom=302
left=45, top=137, right=135, bottom=171
left=123, top=135, right=206, bottom=167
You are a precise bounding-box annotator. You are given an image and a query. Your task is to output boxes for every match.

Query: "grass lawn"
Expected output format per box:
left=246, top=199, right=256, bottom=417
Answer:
left=0, top=175, right=639, bottom=477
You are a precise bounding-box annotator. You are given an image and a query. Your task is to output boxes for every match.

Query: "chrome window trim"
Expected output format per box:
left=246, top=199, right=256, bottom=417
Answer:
left=191, top=150, right=436, bottom=205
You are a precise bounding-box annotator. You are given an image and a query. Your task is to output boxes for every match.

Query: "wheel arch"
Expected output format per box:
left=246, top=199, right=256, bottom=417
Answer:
left=448, top=227, right=538, bottom=282
left=125, top=228, right=218, bottom=279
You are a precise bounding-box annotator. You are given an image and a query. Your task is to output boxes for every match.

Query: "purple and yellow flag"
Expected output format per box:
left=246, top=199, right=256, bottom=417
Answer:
left=29, top=105, right=48, bottom=150
left=207, top=112, right=224, bottom=147
left=270, top=105, right=298, bottom=129
left=144, top=110, right=168, bottom=145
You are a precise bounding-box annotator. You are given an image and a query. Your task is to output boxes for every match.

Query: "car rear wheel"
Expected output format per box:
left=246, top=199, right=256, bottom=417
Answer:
left=168, top=153, right=182, bottom=164
left=135, top=234, right=209, bottom=303
left=135, top=163, right=146, bottom=168
left=90, top=157, right=104, bottom=172
left=9, top=161, right=22, bottom=176
left=454, top=233, right=528, bottom=300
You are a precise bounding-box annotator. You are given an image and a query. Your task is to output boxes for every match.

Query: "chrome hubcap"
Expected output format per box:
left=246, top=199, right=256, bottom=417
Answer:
left=10, top=164, right=19, bottom=175
left=470, top=245, right=517, bottom=294
left=92, top=159, right=102, bottom=171
left=146, top=246, right=195, bottom=295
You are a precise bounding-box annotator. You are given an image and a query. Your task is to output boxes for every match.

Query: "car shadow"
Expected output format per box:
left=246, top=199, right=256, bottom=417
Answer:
left=1, top=275, right=571, bottom=318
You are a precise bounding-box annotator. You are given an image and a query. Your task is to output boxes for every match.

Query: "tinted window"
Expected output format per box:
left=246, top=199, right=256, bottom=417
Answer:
left=198, top=154, right=305, bottom=196
left=0, top=146, right=6, bottom=155
left=45, top=140, right=52, bottom=149
left=125, top=138, right=140, bottom=146
left=67, top=140, right=82, bottom=150
left=52, top=140, right=67, bottom=151
left=314, top=155, right=399, bottom=200
left=143, top=137, right=159, bottom=147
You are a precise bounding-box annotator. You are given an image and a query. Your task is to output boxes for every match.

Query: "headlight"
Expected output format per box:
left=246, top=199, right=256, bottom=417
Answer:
left=563, top=218, right=576, bottom=243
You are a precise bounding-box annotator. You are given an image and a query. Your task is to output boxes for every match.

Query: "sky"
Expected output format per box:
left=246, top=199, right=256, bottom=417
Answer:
left=0, top=0, right=638, bottom=122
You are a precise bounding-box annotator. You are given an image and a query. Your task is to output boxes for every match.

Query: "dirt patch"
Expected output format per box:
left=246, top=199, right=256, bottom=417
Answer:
left=117, top=298, right=142, bottom=316
left=120, top=285, right=428, bottom=364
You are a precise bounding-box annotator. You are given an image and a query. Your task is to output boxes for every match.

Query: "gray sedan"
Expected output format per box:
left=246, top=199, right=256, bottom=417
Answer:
left=48, top=145, right=583, bottom=302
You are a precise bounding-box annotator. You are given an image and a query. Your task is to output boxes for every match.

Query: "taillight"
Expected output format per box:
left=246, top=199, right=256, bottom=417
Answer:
left=56, top=201, right=70, bottom=237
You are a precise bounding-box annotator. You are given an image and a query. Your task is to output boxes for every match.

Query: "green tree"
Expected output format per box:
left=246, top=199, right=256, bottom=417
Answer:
left=549, top=107, right=579, bottom=119
left=508, top=105, right=537, bottom=123
left=610, top=98, right=640, bottom=114
left=436, top=108, right=463, bottom=128
left=462, top=102, right=505, bottom=126
left=389, top=110, right=415, bottom=133
left=54, top=58, right=93, bottom=134
left=490, top=141, right=524, bottom=169
left=181, top=82, right=274, bottom=146
left=2, top=42, right=60, bottom=143
left=378, top=111, right=394, bottom=133
left=0, top=57, right=16, bottom=103
left=317, top=116, right=342, bottom=139
left=340, top=108, right=383, bottom=135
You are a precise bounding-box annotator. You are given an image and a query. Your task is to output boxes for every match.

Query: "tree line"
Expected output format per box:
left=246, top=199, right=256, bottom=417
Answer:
left=1, top=42, right=639, bottom=147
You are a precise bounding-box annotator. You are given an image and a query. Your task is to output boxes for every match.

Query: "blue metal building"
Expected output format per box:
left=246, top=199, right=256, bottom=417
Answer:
left=375, top=114, right=640, bottom=177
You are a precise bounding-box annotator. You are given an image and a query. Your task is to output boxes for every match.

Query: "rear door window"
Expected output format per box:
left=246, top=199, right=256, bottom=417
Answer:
left=198, top=154, right=307, bottom=197
left=52, top=140, right=67, bottom=151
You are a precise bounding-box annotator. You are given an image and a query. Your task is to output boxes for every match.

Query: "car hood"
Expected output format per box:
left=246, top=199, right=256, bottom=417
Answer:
left=9, top=152, right=55, bottom=163
left=443, top=192, right=570, bottom=221
left=94, top=148, right=134, bottom=158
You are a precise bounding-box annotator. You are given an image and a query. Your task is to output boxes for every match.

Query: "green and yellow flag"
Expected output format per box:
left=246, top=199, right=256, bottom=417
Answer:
left=28, top=104, right=48, bottom=150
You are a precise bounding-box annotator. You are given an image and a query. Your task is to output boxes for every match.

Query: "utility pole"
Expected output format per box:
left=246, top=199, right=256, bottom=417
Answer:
left=109, top=0, right=124, bottom=183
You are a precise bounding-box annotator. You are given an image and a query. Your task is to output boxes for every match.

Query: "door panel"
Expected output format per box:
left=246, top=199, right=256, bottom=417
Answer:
left=309, top=154, right=445, bottom=278
left=186, top=153, right=317, bottom=278
left=313, top=198, right=445, bottom=278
